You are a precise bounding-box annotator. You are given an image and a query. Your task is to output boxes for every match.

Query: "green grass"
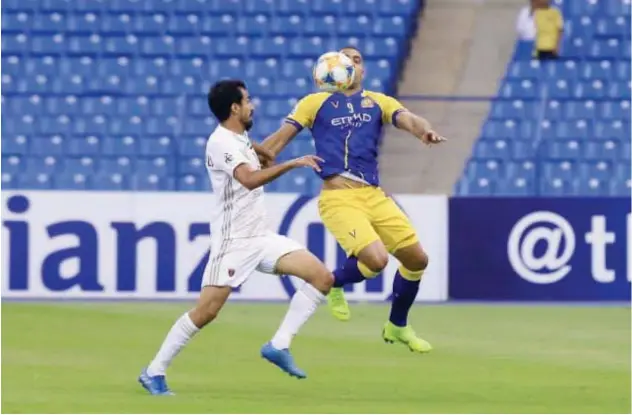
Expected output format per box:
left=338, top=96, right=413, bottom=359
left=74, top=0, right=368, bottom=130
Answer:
left=2, top=302, right=630, bottom=414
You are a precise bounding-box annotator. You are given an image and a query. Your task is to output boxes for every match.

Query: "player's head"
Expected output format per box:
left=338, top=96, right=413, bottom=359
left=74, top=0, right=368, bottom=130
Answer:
left=208, top=79, right=254, bottom=131
left=340, top=46, right=365, bottom=89
left=533, top=0, right=549, bottom=7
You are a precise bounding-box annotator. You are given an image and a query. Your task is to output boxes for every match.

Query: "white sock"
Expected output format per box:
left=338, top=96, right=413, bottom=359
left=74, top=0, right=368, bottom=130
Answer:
left=270, top=283, right=325, bottom=350
left=147, top=312, right=200, bottom=376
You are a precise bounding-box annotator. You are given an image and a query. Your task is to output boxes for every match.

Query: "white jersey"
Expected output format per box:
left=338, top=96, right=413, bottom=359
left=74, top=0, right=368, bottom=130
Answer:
left=205, top=125, right=267, bottom=241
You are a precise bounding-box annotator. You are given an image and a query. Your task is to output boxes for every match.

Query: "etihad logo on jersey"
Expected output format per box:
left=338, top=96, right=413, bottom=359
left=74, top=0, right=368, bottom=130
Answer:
left=331, top=113, right=372, bottom=127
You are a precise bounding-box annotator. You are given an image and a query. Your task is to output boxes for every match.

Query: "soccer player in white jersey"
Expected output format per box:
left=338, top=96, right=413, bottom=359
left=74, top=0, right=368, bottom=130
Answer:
left=138, top=80, right=333, bottom=395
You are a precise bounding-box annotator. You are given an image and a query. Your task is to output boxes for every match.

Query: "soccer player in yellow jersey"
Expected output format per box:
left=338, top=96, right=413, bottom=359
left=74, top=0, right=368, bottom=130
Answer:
left=533, top=0, right=564, bottom=59
left=262, top=47, right=445, bottom=352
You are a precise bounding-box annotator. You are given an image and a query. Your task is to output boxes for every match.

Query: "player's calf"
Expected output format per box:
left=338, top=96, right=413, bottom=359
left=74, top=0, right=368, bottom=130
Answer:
left=142, top=285, right=231, bottom=390
left=380, top=242, right=433, bottom=353
left=262, top=250, right=333, bottom=378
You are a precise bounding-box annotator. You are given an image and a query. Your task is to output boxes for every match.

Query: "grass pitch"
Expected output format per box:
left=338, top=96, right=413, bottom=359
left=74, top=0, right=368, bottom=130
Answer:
left=1, top=302, right=630, bottom=413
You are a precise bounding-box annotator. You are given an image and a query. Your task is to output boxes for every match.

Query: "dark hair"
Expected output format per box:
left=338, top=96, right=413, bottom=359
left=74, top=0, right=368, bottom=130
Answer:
left=340, top=45, right=363, bottom=55
left=207, top=79, right=247, bottom=122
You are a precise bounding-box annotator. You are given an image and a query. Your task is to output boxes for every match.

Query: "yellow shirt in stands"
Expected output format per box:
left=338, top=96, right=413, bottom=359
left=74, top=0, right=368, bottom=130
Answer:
left=534, top=7, right=564, bottom=51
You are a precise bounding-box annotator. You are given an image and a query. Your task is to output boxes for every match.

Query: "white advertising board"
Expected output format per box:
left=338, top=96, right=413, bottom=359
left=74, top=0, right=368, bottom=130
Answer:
left=1, top=191, right=448, bottom=301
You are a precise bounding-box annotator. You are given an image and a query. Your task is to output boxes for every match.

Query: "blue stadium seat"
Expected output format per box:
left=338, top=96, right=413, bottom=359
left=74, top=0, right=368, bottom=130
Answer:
left=18, top=172, right=54, bottom=189
left=600, top=100, right=631, bottom=120
left=608, top=179, right=631, bottom=196
left=100, top=157, right=135, bottom=175
left=63, top=157, right=97, bottom=175
left=564, top=100, right=598, bottom=119
left=541, top=140, right=583, bottom=160
left=578, top=161, right=613, bottom=181
left=68, top=136, right=101, bottom=156
left=472, top=140, right=511, bottom=159
left=270, top=16, right=304, bottom=36
left=93, top=173, right=129, bottom=190
left=573, top=178, right=608, bottom=196
left=463, top=160, right=503, bottom=181
left=595, top=120, right=629, bottom=139
left=500, top=80, right=539, bottom=99
left=339, top=16, right=372, bottom=36
left=26, top=156, right=60, bottom=175
left=506, top=161, right=536, bottom=181
left=543, top=161, right=577, bottom=181
left=2, top=135, right=29, bottom=155
left=140, top=136, right=174, bottom=156
left=136, top=157, right=173, bottom=177
left=496, top=177, right=535, bottom=196
left=584, top=139, right=622, bottom=161
left=178, top=137, right=207, bottom=157
left=55, top=173, right=91, bottom=190
left=581, top=60, right=614, bottom=79
left=102, top=136, right=137, bottom=156
left=132, top=174, right=176, bottom=191
left=179, top=157, right=206, bottom=176
left=178, top=174, right=207, bottom=191
left=29, top=136, right=67, bottom=156
left=539, top=177, right=573, bottom=196
left=2, top=156, right=24, bottom=174
left=455, top=178, right=495, bottom=196
left=2, top=173, right=18, bottom=189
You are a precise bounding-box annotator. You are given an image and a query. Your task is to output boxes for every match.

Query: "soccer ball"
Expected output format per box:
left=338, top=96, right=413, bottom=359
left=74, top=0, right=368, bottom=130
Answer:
left=312, top=51, right=356, bottom=92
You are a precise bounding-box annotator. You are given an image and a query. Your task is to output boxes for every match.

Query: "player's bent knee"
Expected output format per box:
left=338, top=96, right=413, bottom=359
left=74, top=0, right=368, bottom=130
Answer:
left=395, top=243, right=429, bottom=272
left=409, top=250, right=429, bottom=271
left=357, top=243, right=389, bottom=274
left=311, top=269, right=334, bottom=294
left=361, top=253, right=389, bottom=274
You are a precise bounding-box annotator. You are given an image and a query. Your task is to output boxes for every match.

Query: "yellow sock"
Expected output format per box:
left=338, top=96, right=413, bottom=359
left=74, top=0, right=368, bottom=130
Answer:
left=358, top=261, right=380, bottom=279
left=398, top=266, right=424, bottom=281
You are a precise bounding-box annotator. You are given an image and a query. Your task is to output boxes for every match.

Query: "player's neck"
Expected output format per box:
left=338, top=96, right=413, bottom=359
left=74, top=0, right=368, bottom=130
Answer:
left=341, top=86, right=363, bottom=96
left=221, top=120, right=246, bottom=136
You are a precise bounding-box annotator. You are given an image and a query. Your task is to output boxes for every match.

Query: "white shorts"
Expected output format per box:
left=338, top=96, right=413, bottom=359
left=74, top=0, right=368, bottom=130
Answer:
left=201, top=231, right=304, bottom=288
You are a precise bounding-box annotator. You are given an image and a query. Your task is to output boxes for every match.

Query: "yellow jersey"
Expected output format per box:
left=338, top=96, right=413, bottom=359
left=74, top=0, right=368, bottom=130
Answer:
left=534, top=7, right=564, bottom=51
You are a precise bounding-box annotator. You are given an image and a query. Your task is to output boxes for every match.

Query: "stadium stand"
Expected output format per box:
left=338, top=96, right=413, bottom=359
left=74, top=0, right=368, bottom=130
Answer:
left=1, top=0, right=423, bottom=192
left=456, top=0, right=631, bottom=196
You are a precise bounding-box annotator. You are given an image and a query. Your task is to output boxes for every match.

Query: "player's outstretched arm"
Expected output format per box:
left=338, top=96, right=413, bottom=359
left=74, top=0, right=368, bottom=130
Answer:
left=260, top=123, right=301, bottom=157
left=233, top=155, right=323, bottom=191
left=251, top=142, right=276, bottom=166
left=396, top=111, right=446, bottom=145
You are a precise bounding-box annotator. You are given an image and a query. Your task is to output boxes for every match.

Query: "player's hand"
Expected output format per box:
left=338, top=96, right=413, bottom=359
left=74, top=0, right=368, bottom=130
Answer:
left=291, top=155, right=324, bottom=172
left=252, top=143, right=276, bottom=167
left=421, top=130, right=447, bottom=145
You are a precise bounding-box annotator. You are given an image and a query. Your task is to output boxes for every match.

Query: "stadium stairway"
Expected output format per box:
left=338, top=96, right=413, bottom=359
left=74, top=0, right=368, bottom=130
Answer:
left=454, top=0, right=632, bottom=196
left=380, top=0, right=526, bottom=194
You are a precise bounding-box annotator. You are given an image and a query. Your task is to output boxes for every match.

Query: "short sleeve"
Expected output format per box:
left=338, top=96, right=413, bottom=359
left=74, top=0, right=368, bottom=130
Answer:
left=285, top=93, right=329, bottom=130
left=554, top=8, right=564, bottom=29
left=370, top=92, right=408, bottom=126
left=206, top=138, right=250, bottom=176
